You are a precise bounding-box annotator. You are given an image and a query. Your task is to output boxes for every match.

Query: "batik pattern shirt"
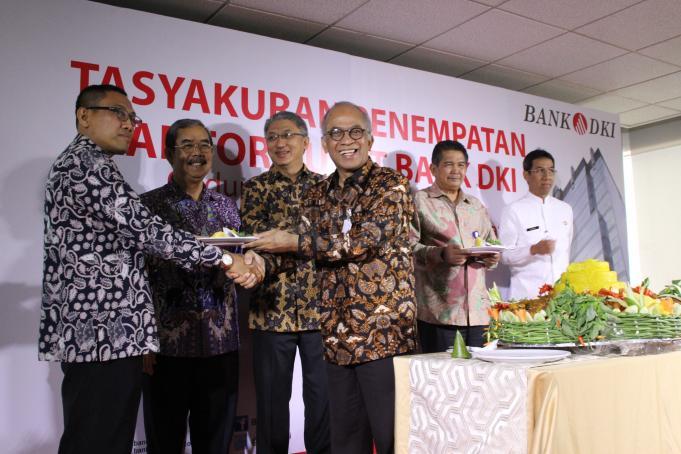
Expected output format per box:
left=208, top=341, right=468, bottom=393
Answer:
left=39, top=135, right=222, bottom=363
left=241, top=165, right=324, bottom=332
left=410, top=185, right=497, bottom=326
left=293, top=159, right=417, bottom=366
left=141, top=182, right=240, bottom=357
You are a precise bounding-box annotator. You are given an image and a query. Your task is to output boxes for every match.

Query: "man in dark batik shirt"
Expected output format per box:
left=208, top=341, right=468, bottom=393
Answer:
left=240, top=111, right=330, bottom=454
left=141, top=119, right=260, bottom=454
left=247, top=102, right=417, bottom=454
left=39, top=85, right=253, bottom=454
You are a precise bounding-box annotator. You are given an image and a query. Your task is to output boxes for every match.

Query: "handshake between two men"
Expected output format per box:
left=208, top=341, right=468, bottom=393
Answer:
left=220, top=250, right=266, bottom=289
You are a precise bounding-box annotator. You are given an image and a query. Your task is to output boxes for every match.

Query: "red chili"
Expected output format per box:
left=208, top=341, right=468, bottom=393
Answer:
left=538, top=284, right=554, bottom=296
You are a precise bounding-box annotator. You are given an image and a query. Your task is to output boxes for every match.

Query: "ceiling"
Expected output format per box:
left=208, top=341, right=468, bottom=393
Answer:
left=92, top=0, right=681, bottom=129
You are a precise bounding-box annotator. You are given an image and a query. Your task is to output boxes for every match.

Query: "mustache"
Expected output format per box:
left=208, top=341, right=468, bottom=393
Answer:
left=187, top=156, right=207, bottom=165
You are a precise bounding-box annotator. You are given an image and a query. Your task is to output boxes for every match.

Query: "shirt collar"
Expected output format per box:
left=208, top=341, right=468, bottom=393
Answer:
left=72, top=134, right=109, bottom=158
left=266, top=164, right=313, bottom=184
left=328, top=159, right=375, bottom=191
left=168, top=178, right=209, bottom=202
left=425, top=183, right=469, bottom=205
left=525, top=191, right=554, bottom=204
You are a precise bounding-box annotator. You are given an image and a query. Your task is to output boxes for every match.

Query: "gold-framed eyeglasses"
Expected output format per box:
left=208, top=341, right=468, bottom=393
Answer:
left=325, top=127, right=366, bottom=141
left=174, top=142, right=215, bottom=153
left=266, top=132, right=307, bottom=143
left=85, top=106, right=143, bottom=127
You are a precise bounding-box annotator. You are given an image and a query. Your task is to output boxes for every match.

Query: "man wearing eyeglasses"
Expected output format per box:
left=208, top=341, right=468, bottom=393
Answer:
left=140, top=119, right=262, bottom=454
left=498, top=148, right=574, bottom=299
left=239, top=111, right=329, bottom=454
left=246, top=102, right=417, bottom=454
left=38, top=85, right=261, bottom=454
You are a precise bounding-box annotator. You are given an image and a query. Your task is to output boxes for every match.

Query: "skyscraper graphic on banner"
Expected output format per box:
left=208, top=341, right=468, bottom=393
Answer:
left=554, top=148, right=629, bottom=282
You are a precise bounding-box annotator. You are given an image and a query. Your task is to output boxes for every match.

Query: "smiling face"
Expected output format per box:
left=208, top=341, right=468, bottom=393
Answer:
left=321, top=104, right=373, bottom=184
left=168, top=125, right=213, bottom=186
left=432, top=149, right=468, bottom=195
left=76, top=90, right=135, bottom=154
left=265, top=118, right=309, bottom=170
left=524, top=156, right=555, bottom=198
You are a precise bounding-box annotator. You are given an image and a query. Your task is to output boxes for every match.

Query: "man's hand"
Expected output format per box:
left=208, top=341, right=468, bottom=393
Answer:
left=481, top=252, right=500, bottom=268
left=243, top=229, right=298, bottom=253
left=142, top=353, right=156, bottom=376
left=223, top=253, right=263, bottom=289
left=442, top=244, right=468, bottom=266
left=244, top=250, right=265, bottom=279
left=530, top=239, right=556, bottom=256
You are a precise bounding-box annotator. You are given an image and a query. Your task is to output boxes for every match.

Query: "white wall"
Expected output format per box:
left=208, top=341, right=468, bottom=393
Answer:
left=624, top=119, right=681, bottom=290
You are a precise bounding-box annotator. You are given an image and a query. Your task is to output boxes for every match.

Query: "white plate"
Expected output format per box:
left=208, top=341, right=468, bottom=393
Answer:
left=472, top=349, right=570, bottom=364
left=462, top=245, right=508, bottom=255
left=197, top=236, right=257, bottom=245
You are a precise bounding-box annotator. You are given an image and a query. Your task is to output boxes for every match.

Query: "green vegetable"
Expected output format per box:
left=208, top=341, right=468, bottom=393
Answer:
left=487, top=283, right=502, bottom=304
left=659, top=279, right=681, bottom=298
left=547, top=287, right=614, bottom=343
left=486, top=238, right=502, bottom=246
left=451, top=330, right=472, bottom=359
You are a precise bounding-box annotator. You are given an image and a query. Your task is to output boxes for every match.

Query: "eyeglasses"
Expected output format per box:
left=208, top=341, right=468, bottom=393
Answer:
left=528, top=168, right=556, bottom=176
left=85, top=106, right=143, bottom=127
left=174, top=142, right=215, bottom=153
left=266, top=131, right=307, bottom=143
left=325, top=127, right=367, bottom=141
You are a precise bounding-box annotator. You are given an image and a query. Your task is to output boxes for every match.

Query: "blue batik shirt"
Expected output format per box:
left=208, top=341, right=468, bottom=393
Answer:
left=141, top=181, right=240, bottom=357
left=39, top=135, right=223, bottom=363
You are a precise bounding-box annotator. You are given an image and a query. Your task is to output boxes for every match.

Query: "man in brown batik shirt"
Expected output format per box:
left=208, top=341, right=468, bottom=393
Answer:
left=246, top=102, right=417, bottom=454
left=240, top=111, right=329, bottom=454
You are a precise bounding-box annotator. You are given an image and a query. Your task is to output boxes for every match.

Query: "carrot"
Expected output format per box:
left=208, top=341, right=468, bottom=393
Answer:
left=488, top=307, right=500, bottom=321
left=516, top=309, right=528, bottom=323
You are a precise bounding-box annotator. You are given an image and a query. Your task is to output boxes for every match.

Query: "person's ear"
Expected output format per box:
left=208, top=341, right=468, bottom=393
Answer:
left=76, top=107, right=90, bottom=129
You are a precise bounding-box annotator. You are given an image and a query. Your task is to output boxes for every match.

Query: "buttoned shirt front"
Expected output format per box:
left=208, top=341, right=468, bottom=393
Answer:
left=411, top=185, right=497, bottom=326
left=141, top=181, right=240, bottom=357
left=240, top=165, right=324, bottom=332
left=293, top=159, right=417, bottom=366
left=498, top=192, right=573, bottom=300
left=39, top=135, right=222, bottom=363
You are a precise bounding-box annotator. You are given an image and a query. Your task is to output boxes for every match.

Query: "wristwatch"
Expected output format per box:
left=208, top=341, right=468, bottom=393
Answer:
left=221, top=253, right=233, bottom=270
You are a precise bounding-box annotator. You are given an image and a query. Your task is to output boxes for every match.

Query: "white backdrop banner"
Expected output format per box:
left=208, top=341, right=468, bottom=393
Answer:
left=0, top=0, right=624, bottom=453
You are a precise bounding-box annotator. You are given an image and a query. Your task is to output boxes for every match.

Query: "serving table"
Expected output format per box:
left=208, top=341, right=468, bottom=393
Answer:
left=394, top=351, right=681, bottom=453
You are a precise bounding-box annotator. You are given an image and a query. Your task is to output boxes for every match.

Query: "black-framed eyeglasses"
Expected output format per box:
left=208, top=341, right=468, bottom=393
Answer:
left=528, top=168, right=556, bottom=176
left=325, top=127, right=366, bottom=141
left=174, top=142, right=215, bottom=153
left=266, top=131, right=307, bottom=143
left=85, top=106, right=143, bottom=127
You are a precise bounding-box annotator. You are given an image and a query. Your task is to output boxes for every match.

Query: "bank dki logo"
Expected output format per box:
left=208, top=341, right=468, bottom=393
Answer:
left=524, top=104, right=615, bottom=138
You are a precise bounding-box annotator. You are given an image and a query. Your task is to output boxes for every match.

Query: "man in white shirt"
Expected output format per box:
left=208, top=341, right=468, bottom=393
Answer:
left=498, top=149, right=573, bottom=300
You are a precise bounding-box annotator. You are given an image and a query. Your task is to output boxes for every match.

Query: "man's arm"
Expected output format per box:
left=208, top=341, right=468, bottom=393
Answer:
left=75, top=152, right=221, bottom=270
left=410, top=197, right=445, bottom=266
left=409, top=196, right=467, bottom=267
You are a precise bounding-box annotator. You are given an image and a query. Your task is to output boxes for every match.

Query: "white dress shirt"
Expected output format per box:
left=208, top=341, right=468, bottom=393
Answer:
left=498, top=192, right=573, bottom=300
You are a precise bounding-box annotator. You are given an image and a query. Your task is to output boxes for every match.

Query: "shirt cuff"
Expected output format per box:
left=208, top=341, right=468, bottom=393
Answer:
left=298, top=232, right=315, bottom=259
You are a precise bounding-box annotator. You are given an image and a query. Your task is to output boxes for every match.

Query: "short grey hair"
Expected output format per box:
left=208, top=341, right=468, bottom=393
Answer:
left=264, top=111, right=308, bottom=136
left=321, top=101, right=373, bottom=136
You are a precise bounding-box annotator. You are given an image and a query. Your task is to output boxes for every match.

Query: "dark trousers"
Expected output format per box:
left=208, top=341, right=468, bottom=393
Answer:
left=142, top=351, right=239, bottom=454
left=326, top=356, right=396, bottom=454
left=58, top=356, right=142, bottom=454
left=252, top=330, right=330, bottom=454
left=418, top=319, right=486, bottom=353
